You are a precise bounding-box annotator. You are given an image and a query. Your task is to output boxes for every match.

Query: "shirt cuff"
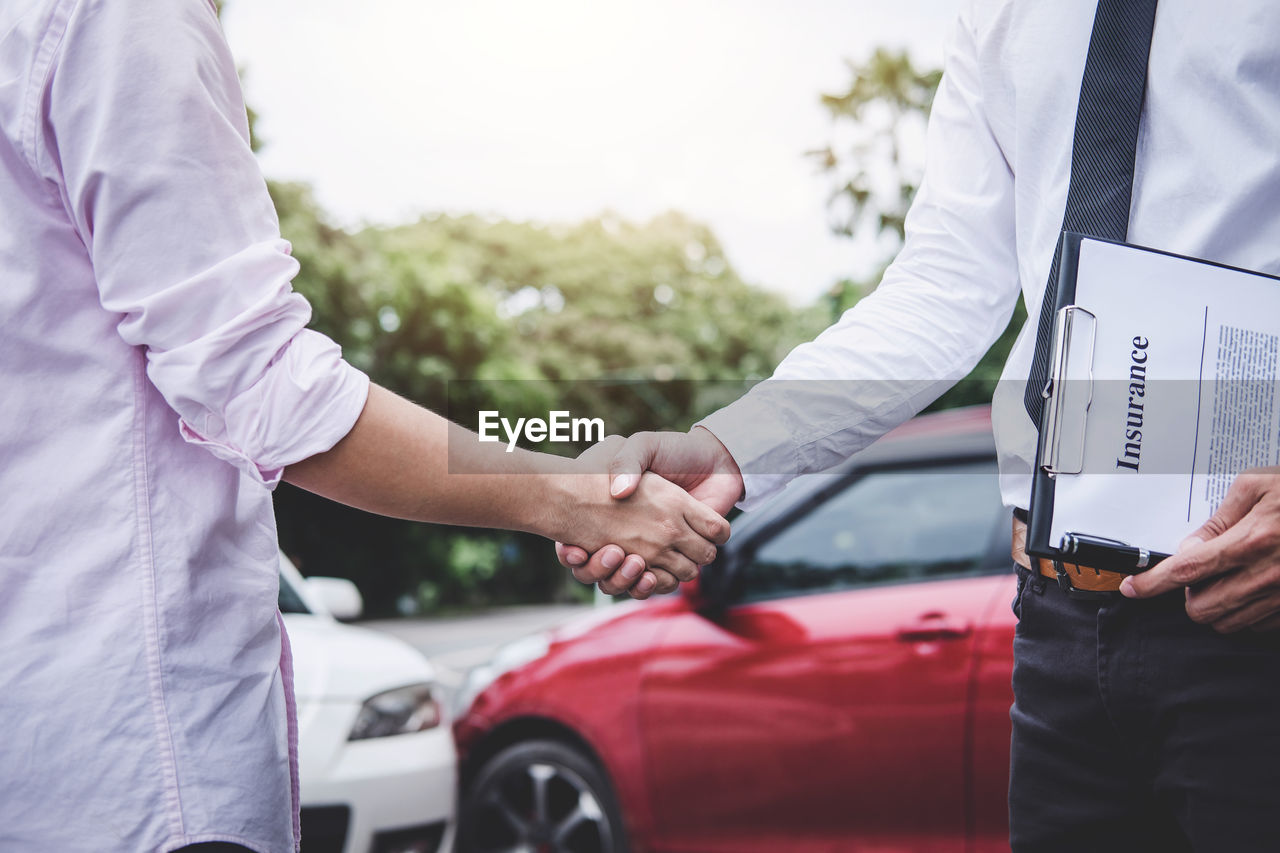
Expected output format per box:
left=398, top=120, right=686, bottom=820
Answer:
left=178, top=329, right=370, bottom=488
left=696, top=395, right=801, bottom=512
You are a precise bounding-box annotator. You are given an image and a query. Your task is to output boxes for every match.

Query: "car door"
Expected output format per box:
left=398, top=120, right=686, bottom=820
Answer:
left=638, top=458, right=1010, bottom=853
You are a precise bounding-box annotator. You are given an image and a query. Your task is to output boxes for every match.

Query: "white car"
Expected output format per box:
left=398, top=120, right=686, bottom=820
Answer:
left=279, top=554, right=456, bottom=853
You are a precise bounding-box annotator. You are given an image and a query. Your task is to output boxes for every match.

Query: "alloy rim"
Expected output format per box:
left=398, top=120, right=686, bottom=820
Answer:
left=469, top=759, right=614, bottom=853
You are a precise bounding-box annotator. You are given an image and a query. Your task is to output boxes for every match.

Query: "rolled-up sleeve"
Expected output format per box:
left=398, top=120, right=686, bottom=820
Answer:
left=37, top=0, right=368, bottom=486
left=699, top=2, right=1020, bottom=510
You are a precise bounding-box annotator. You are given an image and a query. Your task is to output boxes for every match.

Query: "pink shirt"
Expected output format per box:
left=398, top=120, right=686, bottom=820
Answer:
left=0, top=1, right=369, bottom=850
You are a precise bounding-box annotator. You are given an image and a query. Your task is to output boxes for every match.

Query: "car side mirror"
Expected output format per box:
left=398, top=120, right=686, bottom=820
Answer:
left=694, top=550, right=741, bottom=618
left=307, top=576, right=364, bottom=621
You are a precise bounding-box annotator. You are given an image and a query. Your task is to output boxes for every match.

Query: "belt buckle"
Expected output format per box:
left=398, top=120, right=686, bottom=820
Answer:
left=1051, top=559, right=1115, bottom=600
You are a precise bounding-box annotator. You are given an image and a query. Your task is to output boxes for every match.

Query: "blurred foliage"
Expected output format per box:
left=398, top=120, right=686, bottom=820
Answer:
left=811, top=48, right=1025, bottom=410
left=270, top=184, right=823, bottom=614
left=809, top=49, right=941, bottom=249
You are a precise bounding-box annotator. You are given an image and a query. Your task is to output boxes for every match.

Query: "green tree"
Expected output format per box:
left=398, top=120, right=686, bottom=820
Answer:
left=811, top=48, right=1024, bottom=409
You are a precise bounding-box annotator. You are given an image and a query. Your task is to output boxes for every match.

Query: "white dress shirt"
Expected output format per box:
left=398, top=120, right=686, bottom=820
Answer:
left=0, top=1, right=368, bottom=850
left=702, top=0, right=1280, bottom=513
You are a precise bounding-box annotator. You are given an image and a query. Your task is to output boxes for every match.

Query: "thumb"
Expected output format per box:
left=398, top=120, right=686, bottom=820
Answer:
left=608, top=432, right=658, bottom=500
left=555, top=541, right=589, bottom=568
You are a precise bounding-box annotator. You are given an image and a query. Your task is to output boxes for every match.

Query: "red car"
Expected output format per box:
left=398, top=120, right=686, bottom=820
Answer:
left=453, top=406, right=1016, bottom=853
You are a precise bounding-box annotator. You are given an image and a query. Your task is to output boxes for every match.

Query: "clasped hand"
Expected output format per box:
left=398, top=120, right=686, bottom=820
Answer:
left=1122, top=466, right=1280, bottom=632
left=558, top=428, right=744, bottom=599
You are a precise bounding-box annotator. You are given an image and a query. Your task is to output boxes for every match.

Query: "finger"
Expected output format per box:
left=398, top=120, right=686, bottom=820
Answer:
left=654, top=551, right=701, bottom=584
left=1208, top=594, right=1280, bottom=634
left=646, top=568, right=681, bottom=595
left=1182, top=562, right=1274, bottom=627
left=608, top=433, right=659, bottom=500
left=597, top=554, right=647, bottom=596
left=685, top=499, right=731, bottom=546
left=673, top=521, right=720, bottom=569
left=568, top=544, right=626, bottom=585
left=629, top=569, right=678, bottom=599
left=1122, top=518, right=1260, bottom=598
left=1250, top=611, right=1280, bottom=632
left=555, top=541, right=589, bottom=568
left=628, top=571, right=658, bottom=600
left=1189, top=472, right=1265, bottom=545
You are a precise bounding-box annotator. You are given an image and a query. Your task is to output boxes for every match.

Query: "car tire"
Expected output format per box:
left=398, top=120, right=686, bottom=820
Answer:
left=459, top=738, right=629, bottom=853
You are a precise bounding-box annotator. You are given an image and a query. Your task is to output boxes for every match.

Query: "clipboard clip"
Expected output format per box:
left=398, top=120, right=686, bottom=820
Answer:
left=1039, top=304, right=1097, bottom=477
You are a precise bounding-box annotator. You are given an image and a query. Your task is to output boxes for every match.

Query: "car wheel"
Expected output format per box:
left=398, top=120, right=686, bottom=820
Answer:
left=459, top=738, right=629, bottom=853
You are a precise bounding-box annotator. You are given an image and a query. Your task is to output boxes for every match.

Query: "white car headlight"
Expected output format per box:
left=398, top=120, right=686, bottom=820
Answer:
left=453, top=632, right=551, bottom=718
left=348, top=683, right=441, bottom=741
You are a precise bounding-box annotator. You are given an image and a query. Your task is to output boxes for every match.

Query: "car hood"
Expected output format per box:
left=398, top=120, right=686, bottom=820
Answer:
left=548, top=599, right=644, bottom=644
left=282, top=613, right=435, bottom=702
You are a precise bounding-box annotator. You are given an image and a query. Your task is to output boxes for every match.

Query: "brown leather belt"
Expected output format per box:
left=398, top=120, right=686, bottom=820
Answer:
left=1011, top=514, right=1127, bottom=593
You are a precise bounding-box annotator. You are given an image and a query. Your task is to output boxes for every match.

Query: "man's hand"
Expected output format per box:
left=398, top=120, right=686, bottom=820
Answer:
left=557, top=427, right=744, bottom=599
left=1121, top=467, right=1280, bottom=632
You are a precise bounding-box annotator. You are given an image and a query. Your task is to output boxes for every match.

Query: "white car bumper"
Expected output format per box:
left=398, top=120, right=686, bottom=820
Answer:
left=299, top=702, right=456, bottom=853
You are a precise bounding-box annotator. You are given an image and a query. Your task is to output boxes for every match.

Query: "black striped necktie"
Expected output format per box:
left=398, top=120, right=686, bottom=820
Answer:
left=1024, top=0, right=1159, bottom=424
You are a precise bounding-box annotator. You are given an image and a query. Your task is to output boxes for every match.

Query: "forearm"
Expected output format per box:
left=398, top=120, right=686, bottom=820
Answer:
left=284, top=383, right=578, bottom=540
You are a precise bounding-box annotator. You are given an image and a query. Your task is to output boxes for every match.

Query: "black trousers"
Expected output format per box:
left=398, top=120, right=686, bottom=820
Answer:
left=1009, top=565, right=1280, bottom=852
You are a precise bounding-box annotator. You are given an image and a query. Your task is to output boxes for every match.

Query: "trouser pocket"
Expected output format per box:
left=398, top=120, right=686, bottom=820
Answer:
left=1012, top=564, right=1031, bottom=619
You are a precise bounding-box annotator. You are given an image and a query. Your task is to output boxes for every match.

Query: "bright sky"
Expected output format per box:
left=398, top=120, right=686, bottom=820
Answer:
left=222, top=0, right=962, bottom=305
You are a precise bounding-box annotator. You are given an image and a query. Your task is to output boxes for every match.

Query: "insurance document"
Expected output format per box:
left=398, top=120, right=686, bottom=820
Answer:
left=1045, top=238, right=1280, bottom=557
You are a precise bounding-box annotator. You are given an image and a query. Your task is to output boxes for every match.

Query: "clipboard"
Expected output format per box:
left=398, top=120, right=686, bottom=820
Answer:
left=1026, top=233, right=1163, bottom=573
left=1024, top=232, right=1280, bottom=574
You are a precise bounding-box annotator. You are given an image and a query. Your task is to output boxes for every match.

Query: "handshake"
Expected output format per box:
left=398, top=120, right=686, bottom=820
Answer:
left=551, top=427, right=745, bottom=600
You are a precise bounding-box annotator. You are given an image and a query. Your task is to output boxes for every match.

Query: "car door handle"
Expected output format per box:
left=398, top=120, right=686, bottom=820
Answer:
left=896, top=612, right=972, bottom=642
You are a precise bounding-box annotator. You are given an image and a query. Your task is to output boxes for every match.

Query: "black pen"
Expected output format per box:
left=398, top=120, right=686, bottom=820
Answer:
left=1062, top=532, right=1167, bottom=573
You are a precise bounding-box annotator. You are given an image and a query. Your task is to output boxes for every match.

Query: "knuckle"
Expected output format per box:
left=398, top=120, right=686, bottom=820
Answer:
left=1241, top=527, right=1275, bottom=558
left=1261, top=563, right=1280, bottom=590
left=1202, top=516, right=1229, bottom=538
left=1171, top=562, right=1202, bottom=585
left=1184, top=598, right=1210, bottom=623
left=616, top=432, right=652, bottom=459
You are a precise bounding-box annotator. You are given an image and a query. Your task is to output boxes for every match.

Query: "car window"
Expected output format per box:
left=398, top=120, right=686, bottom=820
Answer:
left=278, top=572, right=311, bottom=614
left=739, top=459, right=1003, bottom=603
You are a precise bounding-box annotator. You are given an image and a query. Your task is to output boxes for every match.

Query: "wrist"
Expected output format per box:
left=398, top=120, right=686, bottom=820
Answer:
left=525, top=467, right=590, bottom=543
left=692, top=425, right=745, bottom=500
